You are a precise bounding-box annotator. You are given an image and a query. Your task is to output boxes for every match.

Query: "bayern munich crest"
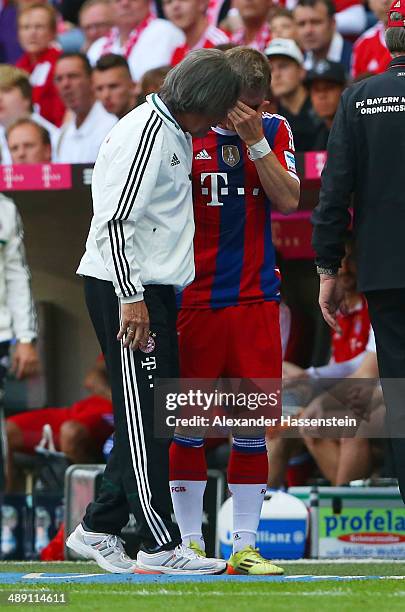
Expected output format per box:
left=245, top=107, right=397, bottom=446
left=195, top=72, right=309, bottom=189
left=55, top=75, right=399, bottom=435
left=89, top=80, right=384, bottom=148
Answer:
left=140, top=333, right=156, bottom=354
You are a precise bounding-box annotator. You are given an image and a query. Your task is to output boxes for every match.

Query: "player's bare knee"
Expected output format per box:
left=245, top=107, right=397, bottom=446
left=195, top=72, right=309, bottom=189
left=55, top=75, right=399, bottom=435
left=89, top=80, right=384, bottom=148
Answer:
left=59, top=420, right=89, bottom=454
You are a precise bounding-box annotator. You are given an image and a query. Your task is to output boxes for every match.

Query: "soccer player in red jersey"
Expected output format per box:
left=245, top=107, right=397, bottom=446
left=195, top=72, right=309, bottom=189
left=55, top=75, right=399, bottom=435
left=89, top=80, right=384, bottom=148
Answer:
left=169, top=47, right=300, bottom=575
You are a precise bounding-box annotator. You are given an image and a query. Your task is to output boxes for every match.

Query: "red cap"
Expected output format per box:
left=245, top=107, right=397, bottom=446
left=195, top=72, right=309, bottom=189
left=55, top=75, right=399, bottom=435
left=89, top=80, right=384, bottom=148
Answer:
left=388, top=0, right=405, bottom=27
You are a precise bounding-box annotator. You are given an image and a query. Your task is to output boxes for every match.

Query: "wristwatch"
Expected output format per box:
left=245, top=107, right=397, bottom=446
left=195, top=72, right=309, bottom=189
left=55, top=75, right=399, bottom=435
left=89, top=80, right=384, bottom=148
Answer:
left=316, top=266, right=338, bottom=277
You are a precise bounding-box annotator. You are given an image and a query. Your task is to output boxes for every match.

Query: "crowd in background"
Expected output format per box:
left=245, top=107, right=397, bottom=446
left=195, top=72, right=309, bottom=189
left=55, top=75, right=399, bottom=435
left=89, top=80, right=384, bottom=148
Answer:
left=0, top=0, right=394, bottom=165
left=1, top=0, right=395, bottom=493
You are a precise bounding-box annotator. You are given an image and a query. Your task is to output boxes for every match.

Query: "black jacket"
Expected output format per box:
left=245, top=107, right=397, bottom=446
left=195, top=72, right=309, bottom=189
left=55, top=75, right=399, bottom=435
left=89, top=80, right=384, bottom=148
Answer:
left=312, top=56, right=405, bottom=291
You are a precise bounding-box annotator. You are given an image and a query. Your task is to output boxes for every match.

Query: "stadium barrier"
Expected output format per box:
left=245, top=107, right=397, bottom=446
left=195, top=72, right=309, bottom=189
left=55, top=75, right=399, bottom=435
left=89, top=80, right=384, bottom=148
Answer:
left=290, top=486, right=405, bottom=559
left=217, top=486, right=405, bottom=560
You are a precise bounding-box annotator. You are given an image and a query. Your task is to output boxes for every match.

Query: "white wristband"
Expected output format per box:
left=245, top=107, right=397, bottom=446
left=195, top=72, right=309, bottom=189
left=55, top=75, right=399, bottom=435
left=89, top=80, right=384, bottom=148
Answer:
left=247, top=137, right=271, bottom=161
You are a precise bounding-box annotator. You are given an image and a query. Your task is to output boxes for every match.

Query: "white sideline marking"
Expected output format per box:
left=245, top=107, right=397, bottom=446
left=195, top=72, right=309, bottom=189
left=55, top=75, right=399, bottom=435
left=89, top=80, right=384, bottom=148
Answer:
left=19, top=573, right=405, bottom=582
left=23, top=573, right=103, bottom=580
left=1, top=561, right=96, bottom=565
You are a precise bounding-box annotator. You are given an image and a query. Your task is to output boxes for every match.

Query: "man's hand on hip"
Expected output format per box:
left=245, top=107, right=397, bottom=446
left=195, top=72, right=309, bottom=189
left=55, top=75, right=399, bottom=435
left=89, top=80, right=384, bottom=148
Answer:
left=118, top=300, right=150, bottom=351
left=318, top=274, right=344, bottom=332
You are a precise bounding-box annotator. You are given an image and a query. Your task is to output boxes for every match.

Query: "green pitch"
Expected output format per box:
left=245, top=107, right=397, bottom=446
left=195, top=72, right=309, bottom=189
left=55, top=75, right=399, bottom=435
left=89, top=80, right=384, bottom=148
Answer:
left=0, top=561, right=404, bottom=612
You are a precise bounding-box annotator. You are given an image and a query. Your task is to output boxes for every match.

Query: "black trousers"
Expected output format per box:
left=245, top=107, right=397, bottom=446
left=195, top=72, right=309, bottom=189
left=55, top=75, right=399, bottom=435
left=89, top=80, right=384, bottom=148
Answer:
left=82, top=277, right=180, bottom=550
left=366, top=288, right=405, bottom=504
left=0, top=341, right=10, bottom=492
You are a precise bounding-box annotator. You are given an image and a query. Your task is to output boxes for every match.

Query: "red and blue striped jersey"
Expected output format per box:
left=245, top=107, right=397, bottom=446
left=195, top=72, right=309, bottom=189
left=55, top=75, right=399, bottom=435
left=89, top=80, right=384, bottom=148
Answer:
left=179, top=113, right=299, bottom=309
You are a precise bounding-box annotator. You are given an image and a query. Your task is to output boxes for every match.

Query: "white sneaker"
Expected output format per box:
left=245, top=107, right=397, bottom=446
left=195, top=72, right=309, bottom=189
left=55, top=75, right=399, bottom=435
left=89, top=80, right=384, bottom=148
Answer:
left=66, top=524, right=136, bottom=574
left=135, top=544, right=227, bottom=575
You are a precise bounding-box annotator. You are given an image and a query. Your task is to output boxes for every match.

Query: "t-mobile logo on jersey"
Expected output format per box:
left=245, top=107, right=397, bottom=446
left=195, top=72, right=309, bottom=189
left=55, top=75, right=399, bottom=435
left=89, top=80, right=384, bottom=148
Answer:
left=200, top=172, right=260, bottom=206
left=201, top=172, right=228, bottom=206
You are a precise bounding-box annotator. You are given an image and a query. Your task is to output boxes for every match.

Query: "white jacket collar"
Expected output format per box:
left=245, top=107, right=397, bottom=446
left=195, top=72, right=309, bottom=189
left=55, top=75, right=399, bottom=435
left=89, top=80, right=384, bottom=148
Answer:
left=147, top=93, right=182, bottom=132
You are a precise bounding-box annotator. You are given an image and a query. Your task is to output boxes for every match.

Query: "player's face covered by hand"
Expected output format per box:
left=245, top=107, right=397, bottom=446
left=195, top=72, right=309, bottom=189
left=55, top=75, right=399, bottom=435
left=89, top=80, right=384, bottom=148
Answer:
left=222, top=91, right=265, bottom=132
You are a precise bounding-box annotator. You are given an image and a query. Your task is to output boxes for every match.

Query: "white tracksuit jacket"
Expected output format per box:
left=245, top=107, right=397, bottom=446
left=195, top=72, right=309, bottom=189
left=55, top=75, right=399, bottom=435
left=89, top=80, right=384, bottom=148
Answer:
left=77, top=94, right=195, bottom=302
left=0, top=194, right=37, bottom=342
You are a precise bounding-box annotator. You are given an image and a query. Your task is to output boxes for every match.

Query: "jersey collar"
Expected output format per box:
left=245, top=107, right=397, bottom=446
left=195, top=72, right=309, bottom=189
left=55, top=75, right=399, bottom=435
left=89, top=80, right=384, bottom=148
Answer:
left=388, top=55, right=405, bottom=70
left=147, top=93, right=181, bottom=132
left=212, top=125, right=237, bottom=136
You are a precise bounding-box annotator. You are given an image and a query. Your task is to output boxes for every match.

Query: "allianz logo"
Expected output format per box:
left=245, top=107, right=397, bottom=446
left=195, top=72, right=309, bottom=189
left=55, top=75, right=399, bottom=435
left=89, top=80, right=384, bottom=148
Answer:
left=256, top=530, right=305, bottom=544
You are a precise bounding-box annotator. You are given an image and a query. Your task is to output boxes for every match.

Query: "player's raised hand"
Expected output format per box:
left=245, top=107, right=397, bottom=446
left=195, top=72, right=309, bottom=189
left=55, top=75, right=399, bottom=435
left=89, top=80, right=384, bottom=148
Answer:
left=227, top=100, right=268, bottom=146
left=118, top=301, right=150, bottom=350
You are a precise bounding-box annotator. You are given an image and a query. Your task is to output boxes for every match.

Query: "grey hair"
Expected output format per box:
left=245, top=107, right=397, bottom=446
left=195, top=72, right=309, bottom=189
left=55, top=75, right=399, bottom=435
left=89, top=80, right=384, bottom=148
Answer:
left=385, top=13, right=405, bottom=54
left=159, top=49, right=241, bottom=117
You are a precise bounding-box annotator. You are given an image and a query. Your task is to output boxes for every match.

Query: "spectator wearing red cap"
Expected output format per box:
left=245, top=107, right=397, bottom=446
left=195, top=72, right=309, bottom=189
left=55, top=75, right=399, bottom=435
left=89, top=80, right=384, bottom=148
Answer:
left=164, top=0, right=229, bottom=65
left=312, top=2, right=405, bottom=504
left=16, top=3, right=66, bottom=127
left=351, top=0, right=393, bottom=79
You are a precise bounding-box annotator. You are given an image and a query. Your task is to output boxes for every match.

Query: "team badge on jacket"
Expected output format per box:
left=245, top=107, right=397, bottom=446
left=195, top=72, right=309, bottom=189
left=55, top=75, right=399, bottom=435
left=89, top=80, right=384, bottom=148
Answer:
left=222, top=145, right=240, bottom=167
left=140, top=333, right=156, bottom=354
